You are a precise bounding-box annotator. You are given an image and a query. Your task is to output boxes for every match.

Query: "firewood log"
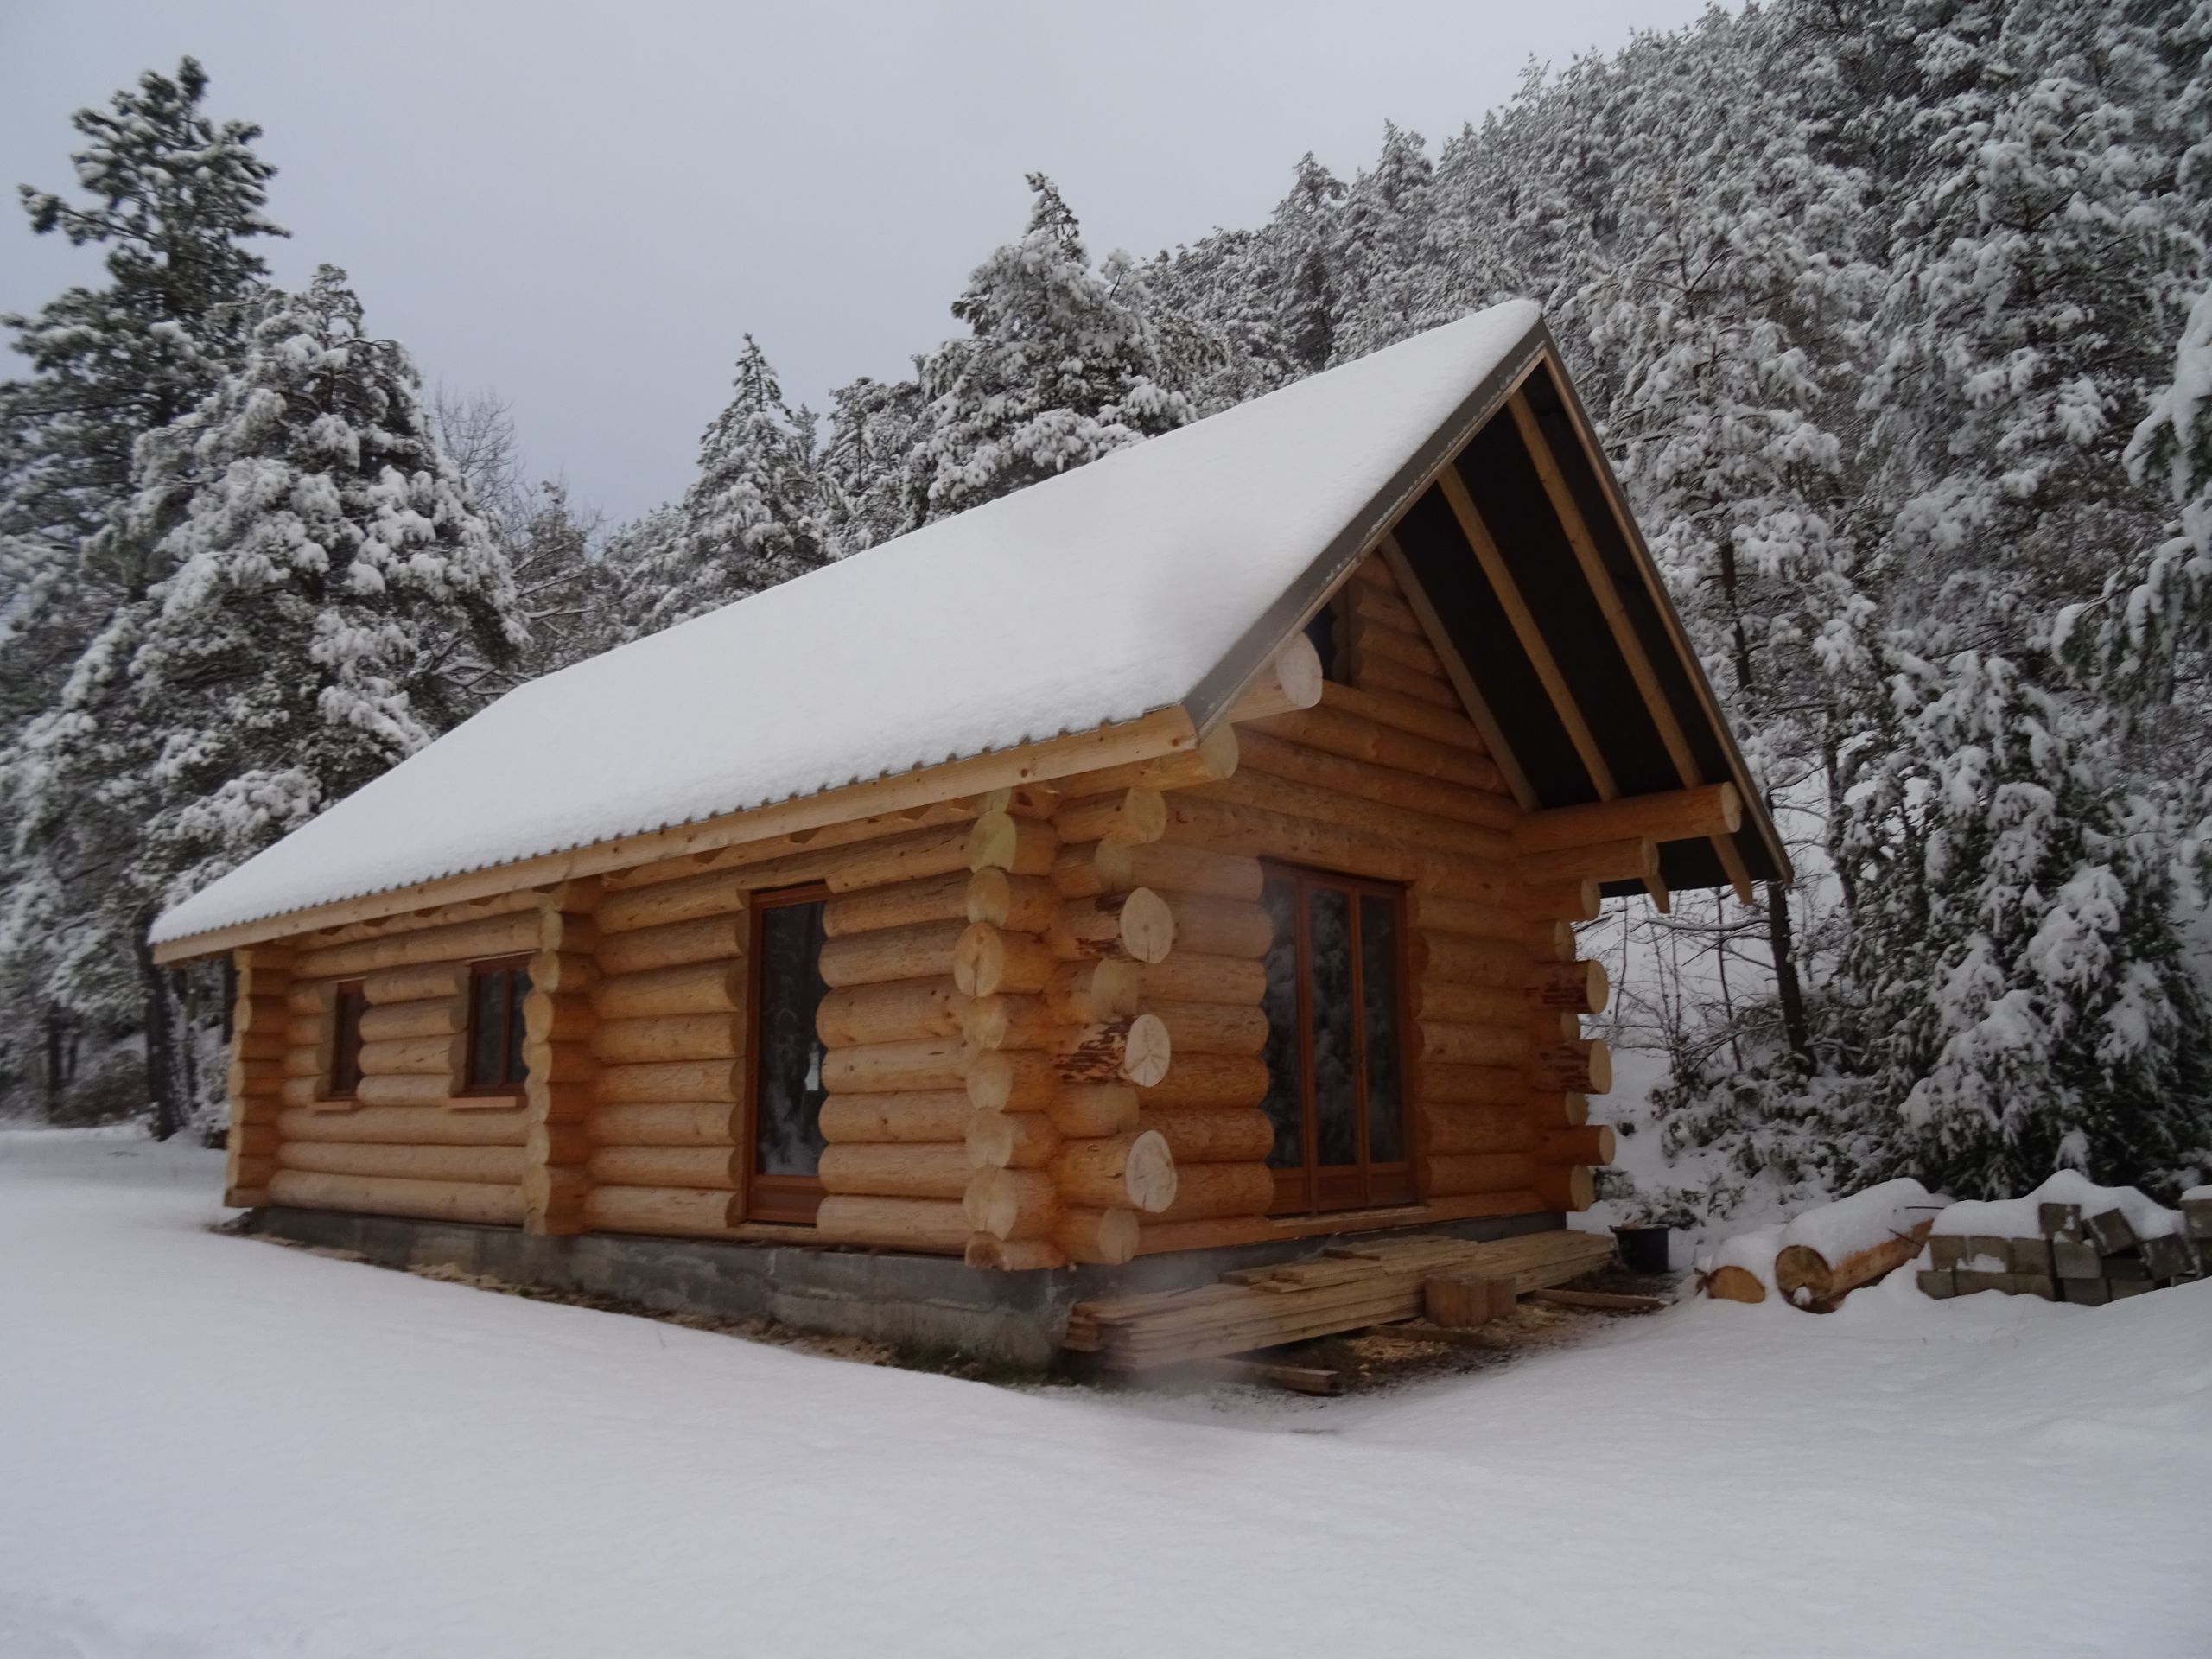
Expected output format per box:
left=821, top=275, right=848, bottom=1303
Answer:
left=1772, top=1220, right=1935, bottom=1310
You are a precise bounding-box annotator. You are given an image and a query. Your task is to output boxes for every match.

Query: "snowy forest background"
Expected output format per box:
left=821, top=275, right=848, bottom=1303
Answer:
left=5, top=0, right=2212, bottom=1220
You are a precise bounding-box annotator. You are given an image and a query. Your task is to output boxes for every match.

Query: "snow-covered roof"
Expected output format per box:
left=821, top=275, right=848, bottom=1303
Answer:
left=153, top=301, right=1552, bottom=947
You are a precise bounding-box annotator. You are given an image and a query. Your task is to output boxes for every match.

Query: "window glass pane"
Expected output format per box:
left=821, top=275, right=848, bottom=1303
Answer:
left=1258, top=873, right=1304, bottom=1169
left=1359, top=893, right=1406, bottom=1164
left=756, top=899, right=830, bottom=1178
left=505, top=967, right=532, bottom=1086
left=1306, top=884, right=1357, bottom=1168
left=330, top=986, right=365, bottom=1096
left=469, top=969, right=505, bottom=1087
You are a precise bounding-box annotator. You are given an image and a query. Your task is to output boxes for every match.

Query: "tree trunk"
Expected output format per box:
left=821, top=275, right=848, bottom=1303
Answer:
left=136, top=908, right=187, bottom=1141
left=41, top=1007, right=67, bottom=1121
left=1767, top=879, right=1813, bottom=1071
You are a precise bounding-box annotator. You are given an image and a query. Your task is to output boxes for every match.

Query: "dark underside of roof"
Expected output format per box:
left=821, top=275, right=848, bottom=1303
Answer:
left=1391, top=358, right=1787, bottom=895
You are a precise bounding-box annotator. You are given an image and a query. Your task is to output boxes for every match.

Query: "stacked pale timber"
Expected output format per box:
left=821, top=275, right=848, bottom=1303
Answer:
left=522, top=879, right=601, bottom=1235
left=264, top=895, right=541, bottom=1226
left=1065, top=1227, right=1619, bottom=1369
left=580, top=858, right=751, bottom=1238
left=959, top=779, right=1194, bottom=1270
left=1152, top=555, right=1618, bottom=1245
left=224, top=943, right=292, bottom=1207
left=808, top=817, right=1015, bottom=1255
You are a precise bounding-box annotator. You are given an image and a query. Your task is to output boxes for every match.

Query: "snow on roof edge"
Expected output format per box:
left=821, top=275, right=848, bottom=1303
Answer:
left=149, top=695, right=1194, bottom=950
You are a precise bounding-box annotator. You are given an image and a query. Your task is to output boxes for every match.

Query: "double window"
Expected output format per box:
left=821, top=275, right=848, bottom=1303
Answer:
left=1259, top=865, right=1412, bottom=1214
left=747, top=886, right=831, bottom=1224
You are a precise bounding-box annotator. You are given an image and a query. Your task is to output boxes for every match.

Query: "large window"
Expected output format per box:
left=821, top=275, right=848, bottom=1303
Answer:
left=323, top=980, right=366, bottom=1102
left=748, top=885, right=830, bottom=1224
left=1259, top=865, right=1411, bottom=1213
left=462, top=955, right=531, bottom=1095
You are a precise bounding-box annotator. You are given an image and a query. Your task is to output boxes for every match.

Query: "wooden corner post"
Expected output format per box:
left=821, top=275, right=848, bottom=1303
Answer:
left=522, top=879, right=601, bottom=1235
left=226, top=943, right=296, bottom=1207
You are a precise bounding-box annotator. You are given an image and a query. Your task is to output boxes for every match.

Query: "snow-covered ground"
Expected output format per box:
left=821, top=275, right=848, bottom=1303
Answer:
left=2, top=1128, right=2206, bottom=1658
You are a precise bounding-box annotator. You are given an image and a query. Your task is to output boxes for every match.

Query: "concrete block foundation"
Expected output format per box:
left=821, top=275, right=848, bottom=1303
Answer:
left=242, top=1206, right=1564, bottom=1373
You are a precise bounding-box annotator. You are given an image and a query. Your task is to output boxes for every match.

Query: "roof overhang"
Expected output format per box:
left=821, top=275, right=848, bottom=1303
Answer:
left=1192, top=322, right=1790, bottom=899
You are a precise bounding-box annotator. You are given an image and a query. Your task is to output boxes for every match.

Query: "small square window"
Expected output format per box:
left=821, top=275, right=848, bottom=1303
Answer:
left=461, top=956, right=532, bottom=1094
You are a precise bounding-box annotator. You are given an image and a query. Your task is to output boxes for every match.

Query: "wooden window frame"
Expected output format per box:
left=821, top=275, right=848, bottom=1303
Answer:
left=743, top=881, right=832, bottom=1225
left=456, top=952, right=532, bottom=1101
left=318, top=978, right=367, bottom=1105
left=1262, top=862, right=1415, bottom=1217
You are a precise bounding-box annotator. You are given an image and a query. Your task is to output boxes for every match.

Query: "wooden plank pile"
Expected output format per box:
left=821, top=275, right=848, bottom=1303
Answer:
left=1917, top=1198, right=2212, bottom=1304
left=1062, top=1227, right=1617, bottom=1370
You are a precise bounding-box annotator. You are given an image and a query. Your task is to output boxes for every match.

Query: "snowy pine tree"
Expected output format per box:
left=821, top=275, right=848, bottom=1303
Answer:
left=1828, top=645, right=2210, bottom=1198
left=10, top=267, right=523, bottom=1131
left=0, top=58, right=284, bottom=1122
left=908, top=175, right=1192, bottom=519
left=1, top=58, right=283, bottom=579
left=611, top=336, right=830, bottom=639
left=821, top=373, right=925, bottom=552
left=1857, top=0, right=2206, bottom=666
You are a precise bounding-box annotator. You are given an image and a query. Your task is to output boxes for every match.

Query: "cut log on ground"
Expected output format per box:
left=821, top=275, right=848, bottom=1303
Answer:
left=1701, top=1265, right=1766, bottom=1304
left=1773, top=1219, right=1935, bottom=1311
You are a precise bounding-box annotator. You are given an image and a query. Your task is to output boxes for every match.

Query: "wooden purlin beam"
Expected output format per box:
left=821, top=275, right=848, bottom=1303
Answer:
left=1505, top=392, right=1753, bottom=903
left=1375, top=533, right=1538, bottom=810
left=1428, top=467, right=1679, bottom=903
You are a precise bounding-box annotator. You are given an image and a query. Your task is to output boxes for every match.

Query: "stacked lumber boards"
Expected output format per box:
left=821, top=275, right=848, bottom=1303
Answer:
left=261, top=898, right=543, bottom=1228
left=1919, top=1192, right=2211, bottom=1305
left=1063, top=1227, right=1617, bottom=1370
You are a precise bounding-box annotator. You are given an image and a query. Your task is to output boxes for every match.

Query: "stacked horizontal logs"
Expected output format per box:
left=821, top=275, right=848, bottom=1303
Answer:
left=581, top=863, right=749, bottom=1238
left=264, top=916, right=535, bottom=1226
left=1128, top=832, right=1277, bottom=1255
left=955, top=796, right=1185, bottom=1268
left=224, top=944, right=291, bottom=1206
left=523, top=880, right=601, bottom=1235
left=950, top=786, right=1195, bottom=1269
left=810, top=819, right=1000, bottom=1254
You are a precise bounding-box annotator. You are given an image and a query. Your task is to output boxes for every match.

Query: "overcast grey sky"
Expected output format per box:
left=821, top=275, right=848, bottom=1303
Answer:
left=1, top=1, right=1709, bottom=524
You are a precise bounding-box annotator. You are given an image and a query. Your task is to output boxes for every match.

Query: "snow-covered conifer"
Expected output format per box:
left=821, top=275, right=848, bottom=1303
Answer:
left=1830, top=647, right=2210, bottom=1198
left=10, top=268, right=522, bottom=1126
left=1, top=57, right=284, bottom=574
left=821, top=374, right=924, bottom=552
left=613, top=337, right=829, bottom=639
left=908, top=176, right=1192, bottom=519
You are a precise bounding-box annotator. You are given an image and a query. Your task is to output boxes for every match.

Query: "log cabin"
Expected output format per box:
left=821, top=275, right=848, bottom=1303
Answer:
left=153, top=300, right=1788, bottom=1351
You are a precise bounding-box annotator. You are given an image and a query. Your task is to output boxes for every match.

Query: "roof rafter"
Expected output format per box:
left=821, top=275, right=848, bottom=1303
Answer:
left=1504, top=391, right=1756, bottom=905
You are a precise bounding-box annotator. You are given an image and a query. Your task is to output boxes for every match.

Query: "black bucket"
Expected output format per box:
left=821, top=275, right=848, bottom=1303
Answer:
left=1613, top=1225, right=1671, bottom=1274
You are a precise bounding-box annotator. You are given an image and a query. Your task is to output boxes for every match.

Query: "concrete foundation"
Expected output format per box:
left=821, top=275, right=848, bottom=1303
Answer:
left=243, top=1206, right=1565, bottom=1373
